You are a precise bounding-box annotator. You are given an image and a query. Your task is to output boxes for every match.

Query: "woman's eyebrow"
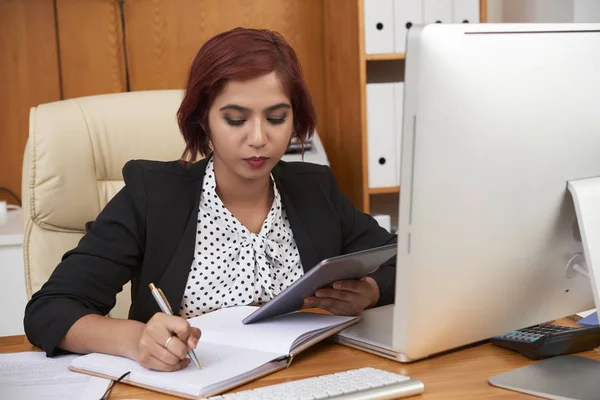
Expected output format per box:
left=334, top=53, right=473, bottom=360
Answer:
left=264, top=103, right=291, bottom=112
left=219, top=104, right=247, bottom=112
left=219, top=103, right=291, bottom=112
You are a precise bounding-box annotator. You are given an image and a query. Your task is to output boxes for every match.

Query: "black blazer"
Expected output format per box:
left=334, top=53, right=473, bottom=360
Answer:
left=24, top=158, right=397, bottom=356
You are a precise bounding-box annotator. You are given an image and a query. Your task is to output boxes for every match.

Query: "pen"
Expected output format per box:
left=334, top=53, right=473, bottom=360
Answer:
left=149, top=283, right=201, bottom=368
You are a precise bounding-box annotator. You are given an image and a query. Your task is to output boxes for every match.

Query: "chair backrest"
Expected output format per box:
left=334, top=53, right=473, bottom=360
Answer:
left=22, top=90, right=188, bottom=318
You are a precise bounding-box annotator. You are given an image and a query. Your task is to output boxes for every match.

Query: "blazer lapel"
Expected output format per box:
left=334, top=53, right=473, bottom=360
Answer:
left=273, top=166, right=322, bottom=273
left=154, top=158, right=209, bottom=316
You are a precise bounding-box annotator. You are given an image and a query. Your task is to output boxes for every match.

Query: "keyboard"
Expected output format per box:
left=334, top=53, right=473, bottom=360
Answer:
left=204, top=367, right=424, bottom=400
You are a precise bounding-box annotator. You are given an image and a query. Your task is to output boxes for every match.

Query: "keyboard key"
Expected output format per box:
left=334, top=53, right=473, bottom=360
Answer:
left=205, top=368, right=423, bottom=400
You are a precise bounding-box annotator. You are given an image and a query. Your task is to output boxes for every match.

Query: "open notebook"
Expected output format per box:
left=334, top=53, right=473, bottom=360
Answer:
left=69, top=306, right=358, bottom=399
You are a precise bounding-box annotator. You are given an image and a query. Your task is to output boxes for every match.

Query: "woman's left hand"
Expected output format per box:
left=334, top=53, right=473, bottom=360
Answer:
left=303, top=277, right=380, bottom=316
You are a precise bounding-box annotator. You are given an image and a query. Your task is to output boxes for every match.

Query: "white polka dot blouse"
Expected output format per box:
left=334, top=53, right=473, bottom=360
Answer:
left=179, top=158, right=305, bottom=318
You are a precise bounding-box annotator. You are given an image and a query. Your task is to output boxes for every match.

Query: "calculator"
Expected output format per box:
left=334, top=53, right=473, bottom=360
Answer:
left=491, top=324, right=600, bottom=360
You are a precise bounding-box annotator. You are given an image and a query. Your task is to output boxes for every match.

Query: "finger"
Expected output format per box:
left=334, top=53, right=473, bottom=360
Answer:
left=149, top=314, right=193, bottom=343
left=146, top=337, right=183, bottom=366
left=146, top=325, right=189, bottom=360
left=166, top=336, right=190, bottom=360
left=187, top=327, right=201, bottom=349
left=332, top=279, right=369, bottom=293
left=304, top=296, right=353, bottom=315
left=165, top=316, right=195, bottom=342
left=144, top=353, right=191, bottom=372
left=314, top=288, right=358, bottom=303
left=363, top=276, right=380, bottom=292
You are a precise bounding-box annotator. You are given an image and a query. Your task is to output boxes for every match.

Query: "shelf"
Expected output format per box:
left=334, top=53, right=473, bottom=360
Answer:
left=369, top=186, right=400, bottom=195
left=365, top=53, right=405, bottom=61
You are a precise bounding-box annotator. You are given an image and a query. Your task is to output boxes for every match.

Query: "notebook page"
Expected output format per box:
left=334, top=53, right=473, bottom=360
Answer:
left=70, top=341, right=280, bottom=398
left=190, top=306, right=355, bottom=355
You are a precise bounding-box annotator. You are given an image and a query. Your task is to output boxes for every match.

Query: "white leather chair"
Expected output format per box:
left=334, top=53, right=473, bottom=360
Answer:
left=21, top=90, right=188, bottom=318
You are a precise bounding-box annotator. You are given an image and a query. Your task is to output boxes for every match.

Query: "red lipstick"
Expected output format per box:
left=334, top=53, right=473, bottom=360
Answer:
left=244, top=156, right=268, bottom=168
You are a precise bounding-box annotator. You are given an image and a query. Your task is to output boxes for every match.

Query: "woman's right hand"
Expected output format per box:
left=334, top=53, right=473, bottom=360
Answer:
left=134, top=312, right=201, bottom=371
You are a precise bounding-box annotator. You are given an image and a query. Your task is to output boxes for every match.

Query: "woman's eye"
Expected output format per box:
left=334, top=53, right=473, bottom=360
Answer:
left=268, top=117, right=286, bottom=125
left=225, top=118, right=245, bottom=126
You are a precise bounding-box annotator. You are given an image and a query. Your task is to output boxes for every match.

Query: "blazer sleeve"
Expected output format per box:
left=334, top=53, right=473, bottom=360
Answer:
left=327, top=168, right=397, bottom=307
left=23, top=161, right=147, bottom=356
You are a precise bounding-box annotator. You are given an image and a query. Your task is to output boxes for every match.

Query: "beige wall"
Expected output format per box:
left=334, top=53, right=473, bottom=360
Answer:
left=487, top=0, right=600, bottom=23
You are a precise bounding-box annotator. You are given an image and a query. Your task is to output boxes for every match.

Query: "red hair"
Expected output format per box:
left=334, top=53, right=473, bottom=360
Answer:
left=177, top=27, right=317, bottom=163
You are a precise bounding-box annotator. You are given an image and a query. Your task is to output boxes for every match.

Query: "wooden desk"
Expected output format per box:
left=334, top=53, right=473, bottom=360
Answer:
left=2, top=326, right=599, bottom=399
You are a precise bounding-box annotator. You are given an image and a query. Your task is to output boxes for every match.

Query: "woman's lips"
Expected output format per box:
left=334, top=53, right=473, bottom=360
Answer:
left=244, top=157, right=268, bottom=168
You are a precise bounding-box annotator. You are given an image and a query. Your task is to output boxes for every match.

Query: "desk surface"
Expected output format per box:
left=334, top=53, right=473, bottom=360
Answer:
left=2, top=323, right=599, bottom=400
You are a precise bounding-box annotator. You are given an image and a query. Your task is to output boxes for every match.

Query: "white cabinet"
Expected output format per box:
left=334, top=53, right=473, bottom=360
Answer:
left=0, top=208, right=27, bottom=337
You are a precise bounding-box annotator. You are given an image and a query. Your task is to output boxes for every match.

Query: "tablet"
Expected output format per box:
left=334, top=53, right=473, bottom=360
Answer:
left=242, top=243, right=397, bottom=324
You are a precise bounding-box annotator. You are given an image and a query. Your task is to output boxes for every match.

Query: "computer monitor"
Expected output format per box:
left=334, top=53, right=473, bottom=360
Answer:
left=336, top=23, right=600, bottom=362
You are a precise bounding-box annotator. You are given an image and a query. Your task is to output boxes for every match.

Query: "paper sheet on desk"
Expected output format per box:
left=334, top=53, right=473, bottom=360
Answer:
left=578, top=312, right=598, bottom=326
left=0, top=352, right=110, bottom=400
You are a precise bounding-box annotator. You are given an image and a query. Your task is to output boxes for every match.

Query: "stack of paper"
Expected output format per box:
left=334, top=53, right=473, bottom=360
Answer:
left=0, top=352, right=110, bottom=400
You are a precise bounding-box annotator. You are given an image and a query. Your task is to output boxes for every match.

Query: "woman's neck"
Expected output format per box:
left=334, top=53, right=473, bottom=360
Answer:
left=212, top=156, right=273, bottom=209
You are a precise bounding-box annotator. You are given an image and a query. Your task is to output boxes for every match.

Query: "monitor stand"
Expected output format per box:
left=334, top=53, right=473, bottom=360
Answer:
left=488, top=177, right=600, bottom=399
left=488, top=355, right=600, bottom=399
left=567, top=177, right=600, bottom=313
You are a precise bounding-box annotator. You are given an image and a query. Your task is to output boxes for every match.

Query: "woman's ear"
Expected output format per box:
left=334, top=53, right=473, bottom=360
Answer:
left=200, top=121, right=213, bottom=154
left=201, top=122, right=212, bottom=141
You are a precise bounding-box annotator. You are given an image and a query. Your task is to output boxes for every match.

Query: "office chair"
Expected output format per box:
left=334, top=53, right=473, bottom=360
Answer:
left=21, top=90, right=187, bottom=318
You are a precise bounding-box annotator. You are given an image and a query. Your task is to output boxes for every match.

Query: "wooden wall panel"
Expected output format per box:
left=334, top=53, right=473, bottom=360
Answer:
left=123, top=0, right=326, bottom=135
left=55, top=0, right=126, bottom=98
left=323, top=0, right=366, bottom=211
left=1, top=0, right=327, bottom=204
left=0, top=0, right=61, bottom=204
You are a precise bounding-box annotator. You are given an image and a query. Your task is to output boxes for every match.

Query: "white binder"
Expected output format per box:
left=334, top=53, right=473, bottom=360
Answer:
left=393, top=0, right=423, bottom=53
left=364, top=0, right=395, bottom=54
left=423, top=0, right=453, bottom=24
left=394, top=82, right=404, bottom=186
left=367, top=83, right=397, bottom=188
left=452, top=0, right=480, bottom=23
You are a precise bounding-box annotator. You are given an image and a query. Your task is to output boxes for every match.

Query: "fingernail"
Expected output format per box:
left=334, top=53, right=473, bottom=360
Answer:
left=304, top=298, right=313, bottom=306
left=192, top=337, right=198, bottom=347
left=333, top=282, right=342, bottom=289
left=315, top=290, right=323, bottom=297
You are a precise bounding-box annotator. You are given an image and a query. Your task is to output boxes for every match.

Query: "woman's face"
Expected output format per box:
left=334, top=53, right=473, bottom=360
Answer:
left=208, top=71, right=294, bottom=182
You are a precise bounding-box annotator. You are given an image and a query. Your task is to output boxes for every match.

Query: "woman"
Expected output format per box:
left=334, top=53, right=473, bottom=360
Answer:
left=24, top=27, right=396, bottom=372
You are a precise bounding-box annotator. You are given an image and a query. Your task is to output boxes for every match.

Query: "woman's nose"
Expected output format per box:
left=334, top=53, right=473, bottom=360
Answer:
left=248, top=119, right=267, bottom=148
